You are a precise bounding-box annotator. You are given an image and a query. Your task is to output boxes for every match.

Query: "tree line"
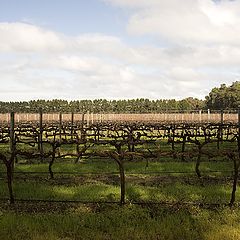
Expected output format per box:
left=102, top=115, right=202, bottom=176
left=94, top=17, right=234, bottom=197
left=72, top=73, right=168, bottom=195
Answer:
left=0, top=98, right=204, bottom=113
left=206, top=81, right=240, bottom=110
left=0, top=81, right=239, bottom=113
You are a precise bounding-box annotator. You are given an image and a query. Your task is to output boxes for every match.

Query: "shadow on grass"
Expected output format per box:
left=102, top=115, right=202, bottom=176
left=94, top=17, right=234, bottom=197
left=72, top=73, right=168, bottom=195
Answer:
left=1, top=201, right=240, bottom=240
left=0, top=172, right=238, bottom=206
left=0, top=202, right=206, bottom=240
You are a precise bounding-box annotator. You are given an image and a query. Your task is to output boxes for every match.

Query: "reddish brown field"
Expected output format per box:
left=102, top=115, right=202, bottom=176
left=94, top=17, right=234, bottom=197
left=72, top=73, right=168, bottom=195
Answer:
left=0, top=112, right=238, bottom=123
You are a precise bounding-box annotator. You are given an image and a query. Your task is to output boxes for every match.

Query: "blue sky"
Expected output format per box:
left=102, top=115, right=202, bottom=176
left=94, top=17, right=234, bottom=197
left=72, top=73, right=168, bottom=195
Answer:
left=0, top=0, right=127, bottom=36
left=0, top=0, right=239, bottom=101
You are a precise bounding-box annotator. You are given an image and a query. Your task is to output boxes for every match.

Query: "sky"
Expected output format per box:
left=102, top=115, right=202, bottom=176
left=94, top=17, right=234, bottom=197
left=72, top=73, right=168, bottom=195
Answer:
left=0, top=0, right=240, bottom=101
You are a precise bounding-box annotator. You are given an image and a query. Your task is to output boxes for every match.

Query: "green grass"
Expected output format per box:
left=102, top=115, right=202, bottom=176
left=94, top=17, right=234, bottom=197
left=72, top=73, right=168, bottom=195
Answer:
left=0, top=181, right=119, bottom=201
left=0, top=158, right=238, bottom=205
left=0, top=159, right=234, bottom=174
left=126, top=182, right=236, bottom=204
left=0, top=140, right=239, bottom=240
left=0, top=177, right=238, bottom=204
left=0, top=204, right=240, bottom=240
left=0, top=158, right=236, bottom=205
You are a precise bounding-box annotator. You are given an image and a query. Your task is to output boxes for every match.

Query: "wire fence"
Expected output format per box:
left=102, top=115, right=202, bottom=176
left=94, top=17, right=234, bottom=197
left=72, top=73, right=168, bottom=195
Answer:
left=0, top=110, right=240, bottom=124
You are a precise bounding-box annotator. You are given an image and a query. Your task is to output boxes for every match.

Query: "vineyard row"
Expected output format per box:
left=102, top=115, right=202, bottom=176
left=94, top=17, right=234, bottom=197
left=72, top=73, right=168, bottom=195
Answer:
left=0, top=112, right=240, bottom=205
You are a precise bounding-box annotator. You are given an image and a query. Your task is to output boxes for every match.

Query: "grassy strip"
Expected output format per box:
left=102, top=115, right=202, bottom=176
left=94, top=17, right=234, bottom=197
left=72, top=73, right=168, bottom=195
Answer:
left=0, top=160, right=234, bottom=174
left=0, top=177, right=238, bottom=204
left=0, top=204, right=240, bottom=240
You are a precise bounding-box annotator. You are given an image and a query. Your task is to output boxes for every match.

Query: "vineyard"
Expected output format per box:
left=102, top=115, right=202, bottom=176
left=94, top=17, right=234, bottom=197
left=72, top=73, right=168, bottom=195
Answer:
left=0, top=110, right=240, bottom=208
left=0, top=109, right=239, bottom=123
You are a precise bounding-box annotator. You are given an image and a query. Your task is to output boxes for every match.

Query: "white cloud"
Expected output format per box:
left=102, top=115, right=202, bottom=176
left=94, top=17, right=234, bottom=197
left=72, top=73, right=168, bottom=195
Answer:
left=1, top=3, right=240, bottom=102
left=106, top=0, right=240, bottom=45
left=0, top=22, right=65, bottom=52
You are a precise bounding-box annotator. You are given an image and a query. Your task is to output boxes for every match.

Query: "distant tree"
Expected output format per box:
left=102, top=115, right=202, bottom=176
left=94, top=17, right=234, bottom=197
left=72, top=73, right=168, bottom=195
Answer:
left=0, top=97, right=207, bottom=113
left=206, top=81, right=240, bottom=109
left=178, top=97, right=205, bottom=111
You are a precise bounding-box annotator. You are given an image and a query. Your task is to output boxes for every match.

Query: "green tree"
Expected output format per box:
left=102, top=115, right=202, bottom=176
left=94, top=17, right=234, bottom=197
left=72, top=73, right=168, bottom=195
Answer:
left=206, top=81, right=240, bottom=109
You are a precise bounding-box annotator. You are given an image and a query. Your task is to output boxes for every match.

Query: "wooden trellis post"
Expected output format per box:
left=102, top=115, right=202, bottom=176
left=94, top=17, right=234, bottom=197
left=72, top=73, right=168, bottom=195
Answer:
left=59, top=112, right=62, bottom=142
left=87, top=111, right=90, bottom=127
left=91, top=112, right=94, bottom=124
left=207, top=109, right=210, bottom=122
left=71, top=111, right=74, bottom=141
left=220, top=109, right=224, bottom=123
left=8, top=112, right=15, bottom=203
left=199, top=110, right=202, bottom=122
left=39, top=108, right=44, bottom=162
left=220, top=109, right=224, bottom=142
left=10, top=112, right=15, bottom=162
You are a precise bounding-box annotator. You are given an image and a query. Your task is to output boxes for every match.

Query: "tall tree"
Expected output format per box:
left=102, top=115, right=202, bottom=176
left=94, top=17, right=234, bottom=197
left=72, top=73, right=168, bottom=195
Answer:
left=206, top=81, right=240, bottom=109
